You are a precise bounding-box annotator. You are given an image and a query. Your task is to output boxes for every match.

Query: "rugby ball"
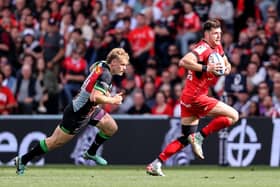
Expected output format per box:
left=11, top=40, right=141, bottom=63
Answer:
left=208, top=52, right=226, bottom=76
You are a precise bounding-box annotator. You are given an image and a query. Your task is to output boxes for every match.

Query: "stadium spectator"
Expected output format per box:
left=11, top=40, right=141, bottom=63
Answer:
left=234, top=0, right=262, bottom=40
left=34, top=57, right=48, bottom=114
left=142, top=0, right=162, bottom=23
left=60, top=39, right=87, bottom=106
left=30, top=0, right=47, bottom=20
left=151, top=91, right=173, bottom=116
left=233, top=91, right=251, bottom=117
left=265, top=16, right=277, bottom=39
left=251, top=82, right=271, bottom=113
left=15, top=48, right=130, bottom=175
left=272, top=73, right=280, bottom=112
left=161, top=44, right=181, bottom=71
left=42, top=18, right=64, bottom=76
left=13, top=0, right=26, bottom=21
left=144, top=64, right=161, bottom=89
left=247, top=101, right=260, bottom=117
left=64, top=28, right=83, bottom=57
left=0, top=25, right=15, bottom=66
left=127, top=89, right=151, bottom=114
left=2, top=63, right=17, bottom=94
left=209, top=0, right=234, bottom=33
left=59, top=13, right=74, bottom=45
left=176, top=1, right=201, bottom=55
left=167, top=63, right=183, bottom=87
left=15, top=64, right=40, bottom=114
left=159, top=82, right=174, bottom=107
left=115, top=5, right=137, bottom=31
left=49, top=0, right=61, bottom=22
left=194, top=0, right=211, bottom=22
left=121, top=63, right=142, bottom=88
left=172, top=82, right=183, bottom=117
left=0, top=71, right=17, bottom=115
left=74, top=12, right=93, bottom=46
left=128, top=12, right=155, bottom=74
left=261, top=95, right=274, bottom=116
left=0, top=7, right=18, bottom=32
left=143, top=81, right=156, bottom=109
left=221, top=31, right=234, bottom=57
left=21, top=28, right=42, bottom=59
left=268, top=22, right=280, bottom=55
left=110, top=28, right=133, bottom=58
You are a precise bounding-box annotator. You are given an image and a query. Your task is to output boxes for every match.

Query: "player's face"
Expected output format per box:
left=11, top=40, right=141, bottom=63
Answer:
left=207, top=27, right=222, bottom=46
left=111, top=58, right=129, bottom=76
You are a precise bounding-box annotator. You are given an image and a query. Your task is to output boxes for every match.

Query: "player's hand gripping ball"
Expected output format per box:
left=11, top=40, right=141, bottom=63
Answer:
left=208, top=52, right=226, bottom=76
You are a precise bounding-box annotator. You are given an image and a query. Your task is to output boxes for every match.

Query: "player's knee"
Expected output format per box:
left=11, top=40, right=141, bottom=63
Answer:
left=232, top=110, right=239, bottom=124
left=99, top=117, right=118, bottom=136
left=46, top=137, right=65, bottom=150
left=229, top=110, right=239, bottom=125
left=106, top=122, right=118, bottom=136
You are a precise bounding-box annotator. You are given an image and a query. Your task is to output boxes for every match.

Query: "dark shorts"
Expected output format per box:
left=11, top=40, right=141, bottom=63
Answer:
left=59, top=103, right=107, bottom=135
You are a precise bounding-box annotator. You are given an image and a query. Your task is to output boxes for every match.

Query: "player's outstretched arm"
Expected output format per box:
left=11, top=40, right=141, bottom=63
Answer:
left=179, top=52, right=204, bottom=72
left=179, top=52, right=215, bottom=73
left=90, top=89, right=123, bottom=105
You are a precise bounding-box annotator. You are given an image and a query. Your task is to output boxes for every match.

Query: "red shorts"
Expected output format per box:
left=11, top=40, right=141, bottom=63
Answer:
left=180, top=94, right=218, bottom=118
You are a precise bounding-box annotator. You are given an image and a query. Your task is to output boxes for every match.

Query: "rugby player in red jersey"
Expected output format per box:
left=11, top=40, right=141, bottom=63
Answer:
left=15, top=48, right=130, bottom=175
left=146, top=19, right=239, bottom=176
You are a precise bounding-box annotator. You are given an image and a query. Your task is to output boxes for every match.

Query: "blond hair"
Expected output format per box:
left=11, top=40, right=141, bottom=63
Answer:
left=89, top=48, right=129, bottom=72
left=106, top=48, right=129, bottom=64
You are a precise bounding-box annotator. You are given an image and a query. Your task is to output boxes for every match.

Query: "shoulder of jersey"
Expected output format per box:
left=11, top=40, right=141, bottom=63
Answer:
left=94, top=61, right=109, bottom=74
left=193, top=42, right=209, bottom=55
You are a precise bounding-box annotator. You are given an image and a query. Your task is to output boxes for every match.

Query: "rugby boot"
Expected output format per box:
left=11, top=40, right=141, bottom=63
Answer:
left=188, top=132, right=205, bottom=159
left=146, top=159, right=165, bottom=176
left=15, top=156, right=26, bottom=175
left=83, top=152, right=108, bottom=165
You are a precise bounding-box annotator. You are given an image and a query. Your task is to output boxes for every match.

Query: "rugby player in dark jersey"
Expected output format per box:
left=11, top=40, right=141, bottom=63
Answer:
left=15, top=48, right=130, bottom=175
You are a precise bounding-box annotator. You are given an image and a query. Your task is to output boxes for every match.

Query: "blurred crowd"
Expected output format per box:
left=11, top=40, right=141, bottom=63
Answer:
left=0, top=0, right=279, bottom=117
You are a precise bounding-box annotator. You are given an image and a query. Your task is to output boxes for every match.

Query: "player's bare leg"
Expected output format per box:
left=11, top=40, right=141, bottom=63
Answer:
left=147, top=116, right=199, bottom=176
left=188, top=101, right=239, bottom=159
left=16, top=127, right=74, bottom=175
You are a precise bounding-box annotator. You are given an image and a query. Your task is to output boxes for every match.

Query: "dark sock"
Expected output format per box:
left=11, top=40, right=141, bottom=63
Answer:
left=21, top=139, right=48, bottom=165
left=87, top=132, right=110, bottom=156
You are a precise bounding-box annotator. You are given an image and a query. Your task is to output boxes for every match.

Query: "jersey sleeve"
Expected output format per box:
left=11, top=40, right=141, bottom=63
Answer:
left=192, top=44, right=209, bottom=64
left=94, top=68, right=112, bottom=94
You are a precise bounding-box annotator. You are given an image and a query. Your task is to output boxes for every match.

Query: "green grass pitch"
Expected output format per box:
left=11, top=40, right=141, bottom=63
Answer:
left=1, top=165, right=279, bottom=187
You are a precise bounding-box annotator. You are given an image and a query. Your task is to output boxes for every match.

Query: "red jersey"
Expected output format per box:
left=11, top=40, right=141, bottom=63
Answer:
left=128, top=26, right=155, bottom=55
left=0, top=86, right=16, bottom=114
left=183, top=12, right=201, bottom=31
left=182, top=40, right=224, bottom=99
left=63, top=57, right=87, bottom=74
left=151, top=104, right=173, bottom=117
